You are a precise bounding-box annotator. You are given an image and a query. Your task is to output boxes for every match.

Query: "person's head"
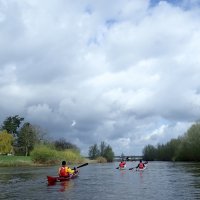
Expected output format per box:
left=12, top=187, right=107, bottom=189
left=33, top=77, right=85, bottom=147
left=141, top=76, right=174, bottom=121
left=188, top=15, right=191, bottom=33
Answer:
left=62, top=160, right=66, bottom=166
left=140, top=160, right=142, bottom=163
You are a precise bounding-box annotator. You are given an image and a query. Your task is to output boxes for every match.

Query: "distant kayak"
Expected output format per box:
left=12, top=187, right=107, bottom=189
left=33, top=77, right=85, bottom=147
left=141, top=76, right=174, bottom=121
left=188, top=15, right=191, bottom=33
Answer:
left=137, top=164, right=147, bottom=171
left=119, top=166, right=126, bottom=170
left=129, top=163, right=148, bottom=171
left=116, top=164, right=126, bottom=170
left=137, top=167, right=146, bottom=171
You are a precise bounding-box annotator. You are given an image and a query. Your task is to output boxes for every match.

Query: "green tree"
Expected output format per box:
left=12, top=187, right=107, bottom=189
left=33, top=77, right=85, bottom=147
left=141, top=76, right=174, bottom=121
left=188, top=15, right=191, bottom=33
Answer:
left=0, top=130, right=14, bottom=154
left=103, top=145, right=114, bottom=162
left=143, top=144, right=156, bottom=161
left=165, top=138, right=182, bottom=161
left=176, top=123, right=200, bottom=161
left=17, top=123, right=39, bottom=156
left=156, top=143, right=167, bottom=160
left=175, top=137, right=190, bottom=161
left=142, top=122, right=200, bottom=161
left=54, top=138, right=79, bottom=152
left=186, top=123, right=200, bottom=161
left=88, top=142, right=114, bottom=161
left=88, top=144, right=100, bottom=159
left=1, top=115, right=24, bottom=137
left=99, top=141, right=106, bottom=157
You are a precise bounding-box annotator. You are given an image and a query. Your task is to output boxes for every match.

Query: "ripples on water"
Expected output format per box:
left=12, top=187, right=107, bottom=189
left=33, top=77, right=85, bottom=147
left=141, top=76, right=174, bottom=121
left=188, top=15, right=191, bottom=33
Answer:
left=0, top=162, right=200, bottom=200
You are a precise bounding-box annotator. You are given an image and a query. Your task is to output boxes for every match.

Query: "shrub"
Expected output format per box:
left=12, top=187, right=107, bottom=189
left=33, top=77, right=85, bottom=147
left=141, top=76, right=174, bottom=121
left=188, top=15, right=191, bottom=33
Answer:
left=96, top=156, right=107, bottom=163
left=30, top=145, right=84, bottom=165
left=58, top=149, right=84, bottom=164
left=30, top=145, right=59, bottom=164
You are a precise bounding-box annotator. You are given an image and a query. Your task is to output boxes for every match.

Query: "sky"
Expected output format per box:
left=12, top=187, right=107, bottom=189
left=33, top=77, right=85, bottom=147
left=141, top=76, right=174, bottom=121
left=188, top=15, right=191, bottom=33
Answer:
left=0, top=0, right=200, bottom=156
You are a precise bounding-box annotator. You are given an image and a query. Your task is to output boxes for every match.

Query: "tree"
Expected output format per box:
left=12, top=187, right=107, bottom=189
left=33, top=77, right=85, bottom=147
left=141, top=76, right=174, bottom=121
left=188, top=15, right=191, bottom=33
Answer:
left=31, top=125, right=48, bottom=144
left=185, top=123, right=200, bottom=161
left=176, top=123, right=200, bottom=161
left=17, top=123, right=39, bottom=156
left=88, top=144, right=100, bottom=159
left=143, top=144, right=156, bottom=161
left=0, top=130, right=14, bottom=154
left=165, top=138, right=182, bottom=161
left=54, top=138, right=79, bottom=152
left=88, top=141, right=114, bottom=162
left=99, top=141, right=106, bottom=157
left=103, top=145, right=114, bottom=162
left=142, top=122, right=200, bottom=161
left=1, top=115, right=24, bottom=137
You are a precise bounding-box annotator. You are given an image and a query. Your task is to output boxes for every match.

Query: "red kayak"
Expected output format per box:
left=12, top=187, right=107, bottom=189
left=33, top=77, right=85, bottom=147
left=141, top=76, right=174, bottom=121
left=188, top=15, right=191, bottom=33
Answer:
left=47, top=172, right=79, bottom=184
left=47, top=163, right=88, bottom=184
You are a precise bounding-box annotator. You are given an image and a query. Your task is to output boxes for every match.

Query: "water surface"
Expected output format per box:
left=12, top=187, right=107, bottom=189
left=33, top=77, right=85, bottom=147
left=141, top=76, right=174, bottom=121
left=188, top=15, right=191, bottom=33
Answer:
left=0, top=162, right=200, bottom=200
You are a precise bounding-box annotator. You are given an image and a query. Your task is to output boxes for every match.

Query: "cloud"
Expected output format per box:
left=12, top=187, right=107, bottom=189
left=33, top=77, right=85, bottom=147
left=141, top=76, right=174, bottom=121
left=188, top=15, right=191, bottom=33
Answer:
left=71, top=120, right=76, bottom=127
left=0, top=0, right=200, bottom=156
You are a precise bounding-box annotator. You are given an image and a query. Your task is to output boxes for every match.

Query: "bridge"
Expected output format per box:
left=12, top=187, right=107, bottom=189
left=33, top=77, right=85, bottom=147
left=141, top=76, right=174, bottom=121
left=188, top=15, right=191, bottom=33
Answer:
left=114, top=155, right=143, bottom=162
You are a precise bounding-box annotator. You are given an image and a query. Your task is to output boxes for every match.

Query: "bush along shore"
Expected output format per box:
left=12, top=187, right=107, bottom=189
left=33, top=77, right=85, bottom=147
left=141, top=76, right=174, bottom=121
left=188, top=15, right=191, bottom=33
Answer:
left=0, top=145, right=100, bottom=167
left=0, top=155, right=98, bottom=167
left=0, top=145, right=85, bottom=167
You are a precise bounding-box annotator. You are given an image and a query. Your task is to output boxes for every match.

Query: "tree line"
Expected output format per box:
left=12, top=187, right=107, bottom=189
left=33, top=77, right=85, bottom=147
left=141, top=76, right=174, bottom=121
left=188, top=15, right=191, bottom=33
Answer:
left=143, top=122, right=200, bottom=161
left=0, top=115, right=79, bottom=156
left=0, top=115, right=115, bottom=163
left=88, top=141, right=115, bottom=162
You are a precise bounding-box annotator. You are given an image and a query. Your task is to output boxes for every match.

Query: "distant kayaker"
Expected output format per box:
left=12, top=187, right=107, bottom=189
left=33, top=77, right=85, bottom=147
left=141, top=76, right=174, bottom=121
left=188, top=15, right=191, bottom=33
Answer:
left=119, top=160, right=126, bottom=168
left=136, top=160, right=146, bottom=170
left=58, top=160, right=75, bottom=177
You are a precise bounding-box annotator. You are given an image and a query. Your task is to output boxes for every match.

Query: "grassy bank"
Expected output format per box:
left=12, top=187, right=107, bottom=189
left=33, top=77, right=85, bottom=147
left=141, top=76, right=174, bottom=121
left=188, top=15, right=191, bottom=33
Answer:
left=0, top=155, right=34, bottom=167
left=0, top=155, right=96, bottom=167
left=0, top=145, right=100, bottom=167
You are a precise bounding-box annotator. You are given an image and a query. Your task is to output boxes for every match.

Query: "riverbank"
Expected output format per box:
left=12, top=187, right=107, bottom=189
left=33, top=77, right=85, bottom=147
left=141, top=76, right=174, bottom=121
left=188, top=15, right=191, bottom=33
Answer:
left=0, top=155, right=98, bottom=167
left=0, top=155, right=34, bottom=167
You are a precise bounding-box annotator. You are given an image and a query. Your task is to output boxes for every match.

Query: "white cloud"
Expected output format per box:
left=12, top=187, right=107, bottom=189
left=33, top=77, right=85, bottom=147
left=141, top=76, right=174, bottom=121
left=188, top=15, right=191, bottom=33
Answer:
left=71, top=120, right=76, bottom=127
left=0, top=0, right=200, bottom=155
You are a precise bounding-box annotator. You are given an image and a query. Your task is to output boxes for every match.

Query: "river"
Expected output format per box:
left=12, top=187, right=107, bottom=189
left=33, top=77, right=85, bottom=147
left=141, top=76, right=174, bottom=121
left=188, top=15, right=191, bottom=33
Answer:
left=0, top=161, right=200, bottom=200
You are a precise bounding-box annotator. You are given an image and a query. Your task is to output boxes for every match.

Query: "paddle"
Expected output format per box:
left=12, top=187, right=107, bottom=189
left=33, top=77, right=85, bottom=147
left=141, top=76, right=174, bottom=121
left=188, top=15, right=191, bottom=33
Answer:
left=129, top=167, right=136, bottom=170
left=116, top=167, right=119, bottom=169
left=76, top=163, right=88, bottom=169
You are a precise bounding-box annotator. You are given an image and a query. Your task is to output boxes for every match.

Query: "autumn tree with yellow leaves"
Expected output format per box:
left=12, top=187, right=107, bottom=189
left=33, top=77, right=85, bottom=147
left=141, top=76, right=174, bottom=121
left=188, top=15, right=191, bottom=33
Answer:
left=0, top=130, right=14, bottom=155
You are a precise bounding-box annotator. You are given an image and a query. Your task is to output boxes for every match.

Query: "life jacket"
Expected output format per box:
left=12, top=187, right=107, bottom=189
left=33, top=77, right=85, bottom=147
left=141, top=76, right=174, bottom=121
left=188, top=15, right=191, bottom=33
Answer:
left=119, top=162, right=126, bottom=168
left=119, top=163, right=124, bottom=168
left=59, top=166, right=69, bottom=177
left=139, top=162, right=144, bottom=169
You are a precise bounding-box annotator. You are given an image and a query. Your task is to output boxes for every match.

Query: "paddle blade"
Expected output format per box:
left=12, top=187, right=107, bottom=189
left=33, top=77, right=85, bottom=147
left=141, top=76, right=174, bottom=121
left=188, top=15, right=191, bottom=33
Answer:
left=77, top=163, right=88, bottom=168
left=129, top=167, right=134, bottom=170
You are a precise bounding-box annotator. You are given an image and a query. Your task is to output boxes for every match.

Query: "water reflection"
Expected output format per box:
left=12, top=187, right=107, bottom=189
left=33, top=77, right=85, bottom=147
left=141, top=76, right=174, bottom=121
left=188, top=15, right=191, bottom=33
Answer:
left=47, top=179, right=74, bottom=192
left=175, top=162, right=200, bottom=190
